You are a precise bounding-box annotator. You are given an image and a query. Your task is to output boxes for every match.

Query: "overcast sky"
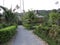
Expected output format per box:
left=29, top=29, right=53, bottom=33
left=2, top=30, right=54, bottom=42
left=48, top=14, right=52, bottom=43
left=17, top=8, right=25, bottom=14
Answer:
left=0, top=0, right=60, bottom=13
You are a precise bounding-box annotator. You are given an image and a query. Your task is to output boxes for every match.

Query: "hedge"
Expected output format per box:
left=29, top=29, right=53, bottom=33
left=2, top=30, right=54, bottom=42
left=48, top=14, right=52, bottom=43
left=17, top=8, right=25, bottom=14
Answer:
left=0, top=25, right=17, bottom=43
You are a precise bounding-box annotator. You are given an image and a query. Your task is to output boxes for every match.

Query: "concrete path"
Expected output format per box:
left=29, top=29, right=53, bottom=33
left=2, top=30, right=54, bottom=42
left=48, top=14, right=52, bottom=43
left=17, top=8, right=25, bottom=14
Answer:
left=6, top=26, right=48, bottom=45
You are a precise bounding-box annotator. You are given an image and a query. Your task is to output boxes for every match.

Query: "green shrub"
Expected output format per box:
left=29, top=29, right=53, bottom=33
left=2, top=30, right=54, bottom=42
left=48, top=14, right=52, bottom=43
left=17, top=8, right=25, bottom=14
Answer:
left=0, top=23, right=10, bottom=29
left=22, top=10, right=37, bottom=29
left=0, top=24, right=3, bottom=29
left=34, top=24, right=49, bottom=34
left=49, top=25, right=60, bottom=39
left=34, top=29, right=57, bottom=45
left=34, top=24, right=60, bottom=45
left=23, top=23, right=33, bottom=29
left=0, top=25, right=17, bottom=43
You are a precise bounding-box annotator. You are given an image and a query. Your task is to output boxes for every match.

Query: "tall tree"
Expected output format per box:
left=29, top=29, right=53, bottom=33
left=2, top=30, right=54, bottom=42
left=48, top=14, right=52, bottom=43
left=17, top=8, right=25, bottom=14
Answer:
left=0, top=6, right=18, bottom=25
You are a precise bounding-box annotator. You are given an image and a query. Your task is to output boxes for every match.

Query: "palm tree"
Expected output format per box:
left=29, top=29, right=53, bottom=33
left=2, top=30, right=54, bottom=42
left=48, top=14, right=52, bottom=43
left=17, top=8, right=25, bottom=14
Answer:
left=0, top=6, right=18, bottom=25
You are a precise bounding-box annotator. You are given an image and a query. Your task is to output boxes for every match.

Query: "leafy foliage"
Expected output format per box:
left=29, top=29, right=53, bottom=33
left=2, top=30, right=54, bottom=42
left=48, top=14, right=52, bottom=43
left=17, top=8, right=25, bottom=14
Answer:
left=34, top=9, right=60, bottom=45
left=0, top=25, right=17, bottom=43
left=49, top=11, right=58, bottom=24
left=22, top=10, right=37, bottom=29
left=0, top=6, right=18, bottom=25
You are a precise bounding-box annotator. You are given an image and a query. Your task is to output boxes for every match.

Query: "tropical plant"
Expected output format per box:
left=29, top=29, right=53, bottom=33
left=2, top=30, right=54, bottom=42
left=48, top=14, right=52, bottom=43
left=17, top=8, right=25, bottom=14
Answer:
left=49, top=11, right=58, bottom=24
left=0, top=6, right=18, bottom=25
left=49, top=25, right=59, bottom=39
left=22, top=10, right=37, bottom=29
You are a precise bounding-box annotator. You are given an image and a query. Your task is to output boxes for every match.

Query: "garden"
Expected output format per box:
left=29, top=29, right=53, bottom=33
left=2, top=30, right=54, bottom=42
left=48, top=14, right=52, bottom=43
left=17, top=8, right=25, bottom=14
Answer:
left=0, top=6, right=18, bottom=44
left=22, top=10, right=60, bottom=45
left=0, top=5, right=60, bottom=45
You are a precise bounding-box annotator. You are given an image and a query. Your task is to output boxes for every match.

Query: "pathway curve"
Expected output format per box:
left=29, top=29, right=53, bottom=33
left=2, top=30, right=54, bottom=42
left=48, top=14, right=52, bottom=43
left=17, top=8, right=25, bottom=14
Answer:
left=6, top=26, right=48, bottom=45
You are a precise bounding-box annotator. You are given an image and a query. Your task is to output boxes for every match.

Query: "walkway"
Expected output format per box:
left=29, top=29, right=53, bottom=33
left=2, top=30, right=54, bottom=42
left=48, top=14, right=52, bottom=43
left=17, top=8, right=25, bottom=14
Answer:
left=6, top=26, right=48, bottom=45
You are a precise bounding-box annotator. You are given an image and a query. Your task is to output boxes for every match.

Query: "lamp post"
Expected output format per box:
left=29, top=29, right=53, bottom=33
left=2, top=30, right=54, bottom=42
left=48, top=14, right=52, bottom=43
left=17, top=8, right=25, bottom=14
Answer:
left=22, top=0, right=24, bottom=14
left=20, top=0, right=21, bottom=13
left=3, top=0, right=4, bottom=6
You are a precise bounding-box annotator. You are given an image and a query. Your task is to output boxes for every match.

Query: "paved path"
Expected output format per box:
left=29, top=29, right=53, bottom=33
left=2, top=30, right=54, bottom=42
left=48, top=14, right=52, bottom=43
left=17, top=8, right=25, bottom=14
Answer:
left=6, top=26, right=48, bottom=45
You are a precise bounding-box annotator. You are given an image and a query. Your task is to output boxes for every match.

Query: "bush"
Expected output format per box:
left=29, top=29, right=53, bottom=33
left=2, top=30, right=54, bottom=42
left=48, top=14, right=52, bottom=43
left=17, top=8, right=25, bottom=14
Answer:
left=34, top=27, right=57, bottom=45
left=23, top=23, right=33, bottom=29
left=0, top=25, right=17, bottom=43
left=49, top=25, right=60, bottom=39
left=0, top=24, right=3, bottom=29
left=0, top=23, right=11, bottom=29
left=34, top=24, right=60, bottom=45
left=34, top=30, right=57, bottom=45
left=34, top=24, right=49, bottom=34
left=22, top=10, right=37, bottom=29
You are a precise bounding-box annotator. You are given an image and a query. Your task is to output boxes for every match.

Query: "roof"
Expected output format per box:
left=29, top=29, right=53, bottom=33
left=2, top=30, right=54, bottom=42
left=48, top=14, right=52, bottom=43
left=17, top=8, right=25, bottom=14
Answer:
left=36, top=14, right=44, bottom=18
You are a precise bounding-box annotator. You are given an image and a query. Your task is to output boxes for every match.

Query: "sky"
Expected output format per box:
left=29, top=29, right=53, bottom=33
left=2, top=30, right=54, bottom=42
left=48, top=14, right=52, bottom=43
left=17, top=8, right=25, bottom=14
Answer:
left=0, top=0, right=60, bottom=13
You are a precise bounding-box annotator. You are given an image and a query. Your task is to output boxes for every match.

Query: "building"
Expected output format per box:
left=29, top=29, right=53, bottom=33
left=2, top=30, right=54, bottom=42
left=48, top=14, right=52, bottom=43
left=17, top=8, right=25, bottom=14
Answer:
left=36, top=14, right=44, bottom=23
left=0, top=13, right=5, bottom=23
left=34, top=10, right=44, bottom=23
